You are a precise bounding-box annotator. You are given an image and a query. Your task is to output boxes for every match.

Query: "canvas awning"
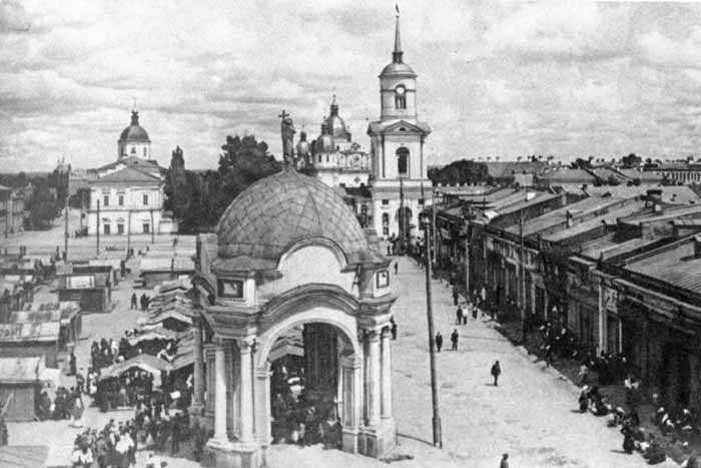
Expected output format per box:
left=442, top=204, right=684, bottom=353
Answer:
left=128, top=327, right=181, bottom=346
left=100, top=354, right=172, bottom=381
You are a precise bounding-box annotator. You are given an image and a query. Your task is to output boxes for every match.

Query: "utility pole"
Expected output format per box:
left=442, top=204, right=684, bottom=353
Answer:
left=150, top=208, right=155, bottom=244
left=464, top=215, right=470, bottom=301
left=398, top=176, right=405, bottom=254
left=519, top=207, right=526, bottom=341
left=421, top=212, right=442, bottom=448
left=96, top=199, right=100, bottom=255
left=64, top=194, right=69, bottom=261
left=127, top=210, right=131, bottom=259
left=431, top=190, right=437, bottom=265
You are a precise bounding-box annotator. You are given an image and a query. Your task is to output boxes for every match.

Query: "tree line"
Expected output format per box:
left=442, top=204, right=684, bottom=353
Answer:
left=164, top=135, right=280, bottom=234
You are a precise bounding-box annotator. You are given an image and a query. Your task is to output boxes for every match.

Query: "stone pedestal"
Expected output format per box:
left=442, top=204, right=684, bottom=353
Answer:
left=358, top=418, right=397, bottom=458
left=204, top=440, right=262, bottom=468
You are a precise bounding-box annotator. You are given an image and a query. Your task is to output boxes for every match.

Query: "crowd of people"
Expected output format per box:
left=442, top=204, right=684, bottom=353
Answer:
left=69, top=404, right=208, bottom=468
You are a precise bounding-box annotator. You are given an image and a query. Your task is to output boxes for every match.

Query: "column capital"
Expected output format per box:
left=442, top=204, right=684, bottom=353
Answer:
left=237, top=337, right=257, bottom=353
left=359, top=327, right=382, bottom=342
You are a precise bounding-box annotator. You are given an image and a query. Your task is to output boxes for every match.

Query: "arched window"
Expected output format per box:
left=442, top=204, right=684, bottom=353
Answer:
left=396, top=147, right=409, bottom=177
left=143, top=147, right=147, bottom=157
left=395, top=85, right=406, bottom=110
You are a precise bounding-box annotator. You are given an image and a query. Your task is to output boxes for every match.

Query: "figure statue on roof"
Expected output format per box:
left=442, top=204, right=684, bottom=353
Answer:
left=279, top=110, right=296, bottom=166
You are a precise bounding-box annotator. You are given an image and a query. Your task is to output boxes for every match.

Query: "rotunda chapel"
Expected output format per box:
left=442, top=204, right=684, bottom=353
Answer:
left=190, top=168, right=398, bottom=467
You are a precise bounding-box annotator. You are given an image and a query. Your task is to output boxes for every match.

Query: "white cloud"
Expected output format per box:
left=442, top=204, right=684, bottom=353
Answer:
left=2, top=1, right=701, bottom=171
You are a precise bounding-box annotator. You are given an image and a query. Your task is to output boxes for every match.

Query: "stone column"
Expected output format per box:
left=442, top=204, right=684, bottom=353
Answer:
left=597, top=283, right=605, bottom=354
left=380, top=328, right=392, bottom=419
left=213, top=342, right=227, bottom=442
left=192, top=322, right=205, bottom=409
left=256, top=364, right=272, bottom=445
left=239, top=340, right=254, bottom=442
left=341, top=354, right=361, bottom=454
left=366, top=330, right=381, bottom=427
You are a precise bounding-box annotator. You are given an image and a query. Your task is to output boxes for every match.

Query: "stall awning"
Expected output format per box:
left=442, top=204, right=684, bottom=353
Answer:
left=100, top=354, right=172, bottom=380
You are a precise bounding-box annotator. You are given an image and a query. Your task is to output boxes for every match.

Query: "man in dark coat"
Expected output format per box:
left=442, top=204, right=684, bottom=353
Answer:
left=435, top=332, right=443, bottom=353
left=500, top=453, right=509, bottom=468
left=451, top=329, right=459, bottom=351
left=491, top=360, right=502, bottom=386
left=456, top=306, right=463, bottom=325
left=130, top=293, right=137, bottom=310
left=452, top=287, right=459, bottom=306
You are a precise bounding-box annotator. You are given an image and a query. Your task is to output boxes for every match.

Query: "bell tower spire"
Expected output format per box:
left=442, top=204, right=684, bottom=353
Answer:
left=393, top=7, right=403, bottom=63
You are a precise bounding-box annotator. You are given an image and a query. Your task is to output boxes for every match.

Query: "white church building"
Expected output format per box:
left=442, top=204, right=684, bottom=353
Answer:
left=86, top=111, right=177, bottom=236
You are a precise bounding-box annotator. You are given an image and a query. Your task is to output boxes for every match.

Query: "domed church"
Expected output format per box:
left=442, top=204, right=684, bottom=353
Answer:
left=303, top=96, right=371, bottom=189
left=191, top=168, right=398, bottom=467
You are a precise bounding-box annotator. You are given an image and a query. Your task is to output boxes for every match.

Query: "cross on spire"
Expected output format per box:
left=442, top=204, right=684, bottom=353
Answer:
left=393, top=5, right=403, bottom=63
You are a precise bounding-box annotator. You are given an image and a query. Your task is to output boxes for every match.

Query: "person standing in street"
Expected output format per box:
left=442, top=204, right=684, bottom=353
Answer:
left=435, top=332, right=443, bottom=352
left=451, top=329, right=459, bottom=351
left=130, top=293, right=137, bottom=310
left=390, top=318, right=398, bottom=340
left=394, top=261, right=398, bottom=275
left=452, top=287, right=459, bottom=306
left=456, top=306, right=463, bottom=325
left=500, top=453, right=509, bottom=468
left=491, top=360, right=502, bottom=386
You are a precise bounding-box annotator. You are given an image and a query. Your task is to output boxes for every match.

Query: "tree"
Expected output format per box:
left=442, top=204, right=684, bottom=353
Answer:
left=164, top=146, right=191, bottom=218
left=571, top=158, right=593, bottom=169
left=427, top=159, right=492, bottom=185
left=620, top=153, right=642, bottom=168
left=25, top=179, right=59, bottom=230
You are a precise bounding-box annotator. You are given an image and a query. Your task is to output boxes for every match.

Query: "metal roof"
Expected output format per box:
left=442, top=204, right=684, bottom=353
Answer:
left=0, top=322, right=60, bottom=342
left=542, top=200, right=647, bottom=243
left=625, top=238, right=701, bottom=294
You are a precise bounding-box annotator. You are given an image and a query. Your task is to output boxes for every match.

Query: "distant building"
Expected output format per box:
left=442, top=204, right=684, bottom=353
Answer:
left=306, top=96, right=371, bottom=189
left=367, top=13, right=431, bottom=244
left=86, top=111, right=177, bottom=236
left=0, top=185, right=27, bottom=235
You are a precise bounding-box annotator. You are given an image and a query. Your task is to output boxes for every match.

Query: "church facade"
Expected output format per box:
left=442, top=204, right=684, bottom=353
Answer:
left=367, top=13, right=431, bottom=246
left=86, top=111, right=177, bottom=236
left=294, top=13, right=431, bottom=248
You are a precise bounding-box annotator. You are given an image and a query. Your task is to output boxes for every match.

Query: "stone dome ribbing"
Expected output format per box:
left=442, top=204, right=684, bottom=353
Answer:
left=215, top=168, right=370, bottom=264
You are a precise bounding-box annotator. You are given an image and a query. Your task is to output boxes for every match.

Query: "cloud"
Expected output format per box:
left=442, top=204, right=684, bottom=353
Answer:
left=2, top=1, right=701, bottom=171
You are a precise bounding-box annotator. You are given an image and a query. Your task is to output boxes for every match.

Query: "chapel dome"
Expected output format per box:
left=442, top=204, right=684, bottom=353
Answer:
left=215, top=168, right=373, bottom=265
left=119, top=111, right=150, bottom=143
left=380, top=61, right=416, bottom=78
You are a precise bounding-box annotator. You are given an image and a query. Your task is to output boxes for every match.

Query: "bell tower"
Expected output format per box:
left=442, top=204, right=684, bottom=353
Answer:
left=367, top=9, right=431, bottom=243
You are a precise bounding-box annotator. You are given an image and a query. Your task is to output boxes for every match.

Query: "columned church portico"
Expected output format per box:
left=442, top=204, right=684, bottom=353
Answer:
left=191, top=169, right=398, bottom=467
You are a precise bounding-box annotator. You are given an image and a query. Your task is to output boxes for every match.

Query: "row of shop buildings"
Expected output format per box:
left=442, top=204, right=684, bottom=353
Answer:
left=433, top=183, right=701, bottom=411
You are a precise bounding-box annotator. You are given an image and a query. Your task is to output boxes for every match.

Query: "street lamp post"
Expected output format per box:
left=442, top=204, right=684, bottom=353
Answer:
left=420, top=211, right=442, bottom=448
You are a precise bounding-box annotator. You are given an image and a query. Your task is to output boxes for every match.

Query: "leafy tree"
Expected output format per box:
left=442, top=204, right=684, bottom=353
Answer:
left=571, top=158, right=593, bottom=169
left=25, top=179, right=59, bottom=230
left=428, top=159, right=492, bottom=185
left=620, top=153, right=642, bottom=168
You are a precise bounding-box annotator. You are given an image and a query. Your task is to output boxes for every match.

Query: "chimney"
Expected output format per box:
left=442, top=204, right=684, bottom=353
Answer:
left=647, top=188, right=663, bottom=212
left=695, top=235, right=701, bottom=259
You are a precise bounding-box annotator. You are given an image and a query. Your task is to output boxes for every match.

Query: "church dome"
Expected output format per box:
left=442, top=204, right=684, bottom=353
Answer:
left=325, top=95, right=351, bottom=141
left=119, top=111, right=150, bottom=142
left=215, top=168, right=374, bottom=266
left=380, top=61, right=416, bottom=77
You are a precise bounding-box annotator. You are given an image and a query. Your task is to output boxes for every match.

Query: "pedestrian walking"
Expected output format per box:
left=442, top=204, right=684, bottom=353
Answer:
left=456, top=306, right=463, bottom=325
left=491, top=360, right=501, bottom=386
left=130, top=293, right=137, bottom=310
left=394, top=261, right=398, bottom=275
left=500, top=453, right=509, bottom=468
left=435, top=332, right=443, bottom=353
left=452, top=287, right=459, bottom=306
left=390, top=318, right=397, bottom=340
left=450, top=329, right=459, bottom=351
left=471, top=302, right=478, bottom=320
left=69, top=352, right=77, bottom=376
left=462, top=305, right=468, bottom=325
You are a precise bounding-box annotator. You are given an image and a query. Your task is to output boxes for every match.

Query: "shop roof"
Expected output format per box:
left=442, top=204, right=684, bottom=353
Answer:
left=504, top=196, right=625, bottom=237
left=542, top=200, right=647, bottom=243
left=624, top=237, right=701, bottom=294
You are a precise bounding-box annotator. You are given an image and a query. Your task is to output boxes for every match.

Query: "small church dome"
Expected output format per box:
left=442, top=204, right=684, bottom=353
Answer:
left=216, top=168, right=375, bottom=265
left=119, top=111, right=150, bottom=143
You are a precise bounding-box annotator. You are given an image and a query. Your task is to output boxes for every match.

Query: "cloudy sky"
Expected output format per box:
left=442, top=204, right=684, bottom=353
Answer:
left=2, top=0, right=701, bottom=171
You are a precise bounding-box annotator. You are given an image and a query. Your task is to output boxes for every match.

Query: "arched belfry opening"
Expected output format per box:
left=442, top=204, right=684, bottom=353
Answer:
left=190, top=169, right=398, bottom=467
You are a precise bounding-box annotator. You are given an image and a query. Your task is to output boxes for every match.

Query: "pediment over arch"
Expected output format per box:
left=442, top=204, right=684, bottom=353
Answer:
left=367, top=119, right=431, bottom=136
left=256, top=283, right=360, bottom=334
